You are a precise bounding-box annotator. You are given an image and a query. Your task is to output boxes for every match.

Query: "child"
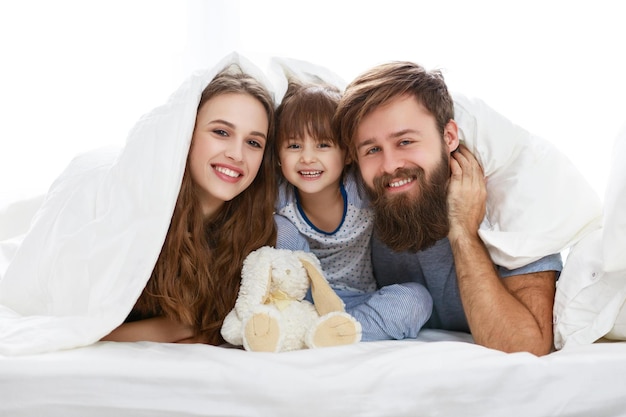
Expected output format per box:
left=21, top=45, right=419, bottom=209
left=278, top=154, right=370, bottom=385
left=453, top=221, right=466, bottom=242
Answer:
left=273, top=80, right=433, bottom=341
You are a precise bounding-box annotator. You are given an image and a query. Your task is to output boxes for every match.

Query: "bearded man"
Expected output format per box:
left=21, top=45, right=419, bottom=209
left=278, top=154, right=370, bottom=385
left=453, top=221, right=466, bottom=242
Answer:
left=334, top=62, right=564, bottom=356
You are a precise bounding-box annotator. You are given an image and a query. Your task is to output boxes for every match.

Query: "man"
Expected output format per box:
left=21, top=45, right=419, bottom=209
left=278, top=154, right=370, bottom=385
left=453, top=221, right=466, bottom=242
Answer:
left=333, top=61, right=563, bottom=355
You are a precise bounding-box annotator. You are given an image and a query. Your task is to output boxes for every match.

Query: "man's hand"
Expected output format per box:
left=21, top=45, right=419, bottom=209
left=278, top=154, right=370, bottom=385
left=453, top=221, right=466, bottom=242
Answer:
left=447, top=144, right=487, bottom=239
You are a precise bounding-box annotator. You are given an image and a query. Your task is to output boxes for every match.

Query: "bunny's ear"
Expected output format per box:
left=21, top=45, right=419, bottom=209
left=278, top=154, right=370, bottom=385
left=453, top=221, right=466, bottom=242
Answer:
left=298, top=253, right=345, bottom=316
left=237, top=247, right=274, bottom=309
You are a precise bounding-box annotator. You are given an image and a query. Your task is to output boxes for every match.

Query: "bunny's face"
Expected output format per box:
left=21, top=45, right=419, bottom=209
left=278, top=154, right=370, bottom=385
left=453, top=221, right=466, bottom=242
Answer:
left=235, top=247, right=320, bottom=314
left=268, top=254, right=310, bottom=301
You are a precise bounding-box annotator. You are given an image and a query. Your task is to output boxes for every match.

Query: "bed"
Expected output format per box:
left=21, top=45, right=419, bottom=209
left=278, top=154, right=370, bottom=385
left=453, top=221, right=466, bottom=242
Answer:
left=1, top=53, right=626, bottom=417
left=1, top=332, right=626, bottom=417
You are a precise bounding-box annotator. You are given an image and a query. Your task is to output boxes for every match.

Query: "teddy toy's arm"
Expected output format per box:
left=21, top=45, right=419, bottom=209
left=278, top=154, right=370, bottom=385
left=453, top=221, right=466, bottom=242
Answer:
left=300, top=259, right=346, bottom=316
left=220, top=309, right=244, bottom=346
left=299, top=256, right=363, bottom=348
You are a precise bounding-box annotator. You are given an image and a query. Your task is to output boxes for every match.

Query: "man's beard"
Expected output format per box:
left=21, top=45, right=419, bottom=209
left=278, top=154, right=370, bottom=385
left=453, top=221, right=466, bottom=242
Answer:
left=366, top=150, right=450, bottom=253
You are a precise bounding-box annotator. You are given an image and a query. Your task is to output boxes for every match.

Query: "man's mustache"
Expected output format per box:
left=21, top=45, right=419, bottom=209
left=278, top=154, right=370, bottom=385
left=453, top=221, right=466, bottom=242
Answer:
left=372, top=167, right=426, bottom=195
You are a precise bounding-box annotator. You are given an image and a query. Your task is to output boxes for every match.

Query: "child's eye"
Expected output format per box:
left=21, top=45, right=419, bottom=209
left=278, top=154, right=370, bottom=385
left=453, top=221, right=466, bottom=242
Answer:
left=286, top=143, right=301, bottom=149
left=318, top=142, right=332, bottom=149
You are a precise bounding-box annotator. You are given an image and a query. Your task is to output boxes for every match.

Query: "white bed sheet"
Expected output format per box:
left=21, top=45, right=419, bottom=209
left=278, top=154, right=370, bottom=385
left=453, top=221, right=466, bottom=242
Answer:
left=1, top=330, right=625, bottom=417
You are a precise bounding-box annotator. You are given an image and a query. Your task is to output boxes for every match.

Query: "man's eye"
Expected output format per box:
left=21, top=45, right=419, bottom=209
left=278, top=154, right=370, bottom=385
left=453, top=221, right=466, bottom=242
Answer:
left=365, top=147, right=380, bottom=155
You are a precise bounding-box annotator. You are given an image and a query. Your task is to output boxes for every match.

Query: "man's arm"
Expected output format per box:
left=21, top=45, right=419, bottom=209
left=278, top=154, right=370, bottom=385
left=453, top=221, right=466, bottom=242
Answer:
left=450, top=232, right=556, bottom=355
left=447, top=145, right=555, bottom=355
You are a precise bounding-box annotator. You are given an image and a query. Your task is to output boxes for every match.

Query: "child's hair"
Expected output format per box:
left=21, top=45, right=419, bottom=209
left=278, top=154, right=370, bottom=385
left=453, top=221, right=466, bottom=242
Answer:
left=272, top=80, right=342, bottom=173
left=132, top=64, right=278, bottom=344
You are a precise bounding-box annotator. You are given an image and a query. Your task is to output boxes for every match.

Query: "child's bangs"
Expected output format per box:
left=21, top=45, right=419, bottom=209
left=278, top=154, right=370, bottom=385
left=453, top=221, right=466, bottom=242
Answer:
left=279, top=93, right=338, bottom=144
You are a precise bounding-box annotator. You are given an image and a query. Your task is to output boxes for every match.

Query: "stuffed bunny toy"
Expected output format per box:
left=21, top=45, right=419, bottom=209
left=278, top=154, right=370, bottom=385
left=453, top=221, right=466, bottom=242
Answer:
left=220, top=246, right=362, bottom=352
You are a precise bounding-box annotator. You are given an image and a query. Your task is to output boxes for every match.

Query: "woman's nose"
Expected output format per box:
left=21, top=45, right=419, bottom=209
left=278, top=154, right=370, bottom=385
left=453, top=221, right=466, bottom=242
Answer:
left=225, top=140, right=244, bottom=161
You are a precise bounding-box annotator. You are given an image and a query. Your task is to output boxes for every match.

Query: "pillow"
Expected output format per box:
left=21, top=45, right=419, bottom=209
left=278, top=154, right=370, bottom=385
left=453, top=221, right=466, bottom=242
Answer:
left=554, top=122, right=626, bottom=349
left=270, top=58, right=603, bottom=269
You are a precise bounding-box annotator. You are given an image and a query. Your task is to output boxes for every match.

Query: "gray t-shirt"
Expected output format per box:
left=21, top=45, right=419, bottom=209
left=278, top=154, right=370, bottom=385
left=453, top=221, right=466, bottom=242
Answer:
left=372, top=235, right=563, bottom=333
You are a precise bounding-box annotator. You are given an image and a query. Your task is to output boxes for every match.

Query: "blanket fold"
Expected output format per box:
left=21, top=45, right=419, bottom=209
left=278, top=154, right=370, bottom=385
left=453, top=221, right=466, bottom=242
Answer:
left=554, top=121, right=626, bottom=348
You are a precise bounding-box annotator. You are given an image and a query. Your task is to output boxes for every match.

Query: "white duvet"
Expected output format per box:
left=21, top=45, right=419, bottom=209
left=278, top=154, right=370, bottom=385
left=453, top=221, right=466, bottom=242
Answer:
left=554, top=121, right=626, bottom=349
left=0, top=53, right=606, bottom=356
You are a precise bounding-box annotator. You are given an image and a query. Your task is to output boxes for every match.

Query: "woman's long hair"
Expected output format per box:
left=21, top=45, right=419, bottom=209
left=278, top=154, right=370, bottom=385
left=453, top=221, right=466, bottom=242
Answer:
left=132, top=64, right=278, bottom=344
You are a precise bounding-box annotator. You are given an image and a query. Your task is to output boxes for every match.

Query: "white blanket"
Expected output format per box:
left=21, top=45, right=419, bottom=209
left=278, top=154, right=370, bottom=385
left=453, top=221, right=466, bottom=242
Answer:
left=554, top=122, right=626, bottom=348
left=452, top=93, right=601, bottom=268
left=0, top=54, right=606, bottom=356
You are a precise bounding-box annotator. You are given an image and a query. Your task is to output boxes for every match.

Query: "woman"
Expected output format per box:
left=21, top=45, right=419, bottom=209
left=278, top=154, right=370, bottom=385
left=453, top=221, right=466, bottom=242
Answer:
left=103, top=63, right=277, bottom=345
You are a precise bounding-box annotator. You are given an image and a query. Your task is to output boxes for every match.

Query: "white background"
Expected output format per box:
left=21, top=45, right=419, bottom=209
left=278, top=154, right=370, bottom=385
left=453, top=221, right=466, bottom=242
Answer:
left=1, top=0, right=624, bottom=208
